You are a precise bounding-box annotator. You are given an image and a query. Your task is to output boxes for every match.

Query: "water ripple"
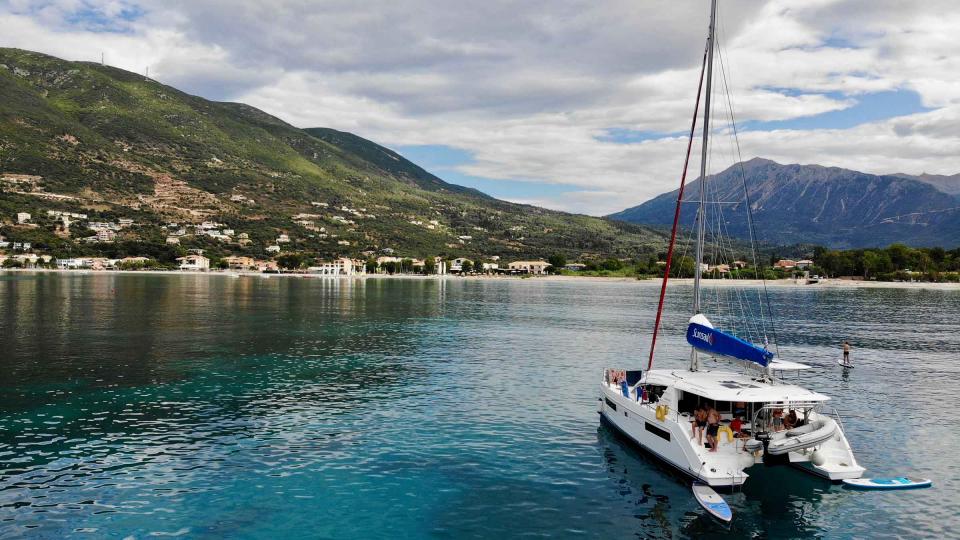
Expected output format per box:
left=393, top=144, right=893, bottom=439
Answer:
left=0, top=275, right=958, bottom=538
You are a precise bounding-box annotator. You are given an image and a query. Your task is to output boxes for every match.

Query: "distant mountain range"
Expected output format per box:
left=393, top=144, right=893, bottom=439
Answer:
left=0, top=47, right=667, bottom=260
left=609, top=158, right=960, bottom=249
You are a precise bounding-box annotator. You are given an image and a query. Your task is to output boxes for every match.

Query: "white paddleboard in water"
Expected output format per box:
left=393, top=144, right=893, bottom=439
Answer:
left=837, top=359, right=854, bottom=368
left=692, top=483, right=732, bottom=523
left=843, top=477, right=932, bottom=490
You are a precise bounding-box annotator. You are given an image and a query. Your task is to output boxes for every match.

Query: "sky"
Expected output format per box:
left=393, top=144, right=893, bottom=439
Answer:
left=3, top=0, right=960, bottom=215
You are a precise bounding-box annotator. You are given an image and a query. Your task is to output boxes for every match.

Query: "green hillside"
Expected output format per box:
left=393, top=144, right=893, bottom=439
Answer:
left=0, top=47, right=666, bottom=263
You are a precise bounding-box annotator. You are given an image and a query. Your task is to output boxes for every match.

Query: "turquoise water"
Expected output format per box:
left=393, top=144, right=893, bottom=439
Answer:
left=1, top=273, right=958, bottom=539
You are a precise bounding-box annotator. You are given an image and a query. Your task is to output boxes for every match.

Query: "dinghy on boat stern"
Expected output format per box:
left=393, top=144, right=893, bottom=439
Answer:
left=599, top=356, right=865, bottom=487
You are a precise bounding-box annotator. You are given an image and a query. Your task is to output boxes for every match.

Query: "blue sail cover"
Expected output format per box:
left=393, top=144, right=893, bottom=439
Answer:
left=686, top=322, right=774, bottom=367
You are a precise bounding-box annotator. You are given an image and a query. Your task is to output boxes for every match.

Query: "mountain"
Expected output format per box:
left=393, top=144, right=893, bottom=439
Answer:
left=609, top=158, right=960, bottom=249
left=893, top=172, right=960, bottom=198
left=0, top=48, right=667, bottom=261
left=303, top=127, right=489, bottom=198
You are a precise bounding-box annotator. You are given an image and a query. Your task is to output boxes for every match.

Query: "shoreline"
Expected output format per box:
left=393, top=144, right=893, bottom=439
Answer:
left=2, top=268, right=959, bottom=289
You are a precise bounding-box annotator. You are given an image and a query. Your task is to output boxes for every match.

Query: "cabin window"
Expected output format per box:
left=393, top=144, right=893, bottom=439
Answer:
left=645, top=384, right=667, bottom=403
left=604, top=398, right=617, bottom=411
left=645, top=422, right=671, bottom=441
left=678, top=391, right=700, bottom=413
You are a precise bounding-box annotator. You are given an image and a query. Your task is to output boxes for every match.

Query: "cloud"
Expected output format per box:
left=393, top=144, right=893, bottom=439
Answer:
left=2, top=0, right=960, bottom=215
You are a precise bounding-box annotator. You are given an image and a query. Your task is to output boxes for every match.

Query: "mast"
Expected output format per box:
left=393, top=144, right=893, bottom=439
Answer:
left=691, top=0, right=717, bottom=371
left=646, top=46, right=707, bottom=372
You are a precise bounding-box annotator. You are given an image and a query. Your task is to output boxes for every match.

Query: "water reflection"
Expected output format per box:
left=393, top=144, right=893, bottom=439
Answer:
left=0, top=274, right=957, bottom=538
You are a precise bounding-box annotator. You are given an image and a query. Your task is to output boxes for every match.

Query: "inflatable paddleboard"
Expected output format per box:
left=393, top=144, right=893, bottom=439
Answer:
left=837, top=359, right=854, bottom=368
left=692, top=483, right=732, bottom=523
left=843, top=477, right=932, bottom=490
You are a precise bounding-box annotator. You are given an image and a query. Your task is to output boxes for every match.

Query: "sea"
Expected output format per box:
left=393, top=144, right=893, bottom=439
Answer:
left=1, top=272, right=958, bottom=539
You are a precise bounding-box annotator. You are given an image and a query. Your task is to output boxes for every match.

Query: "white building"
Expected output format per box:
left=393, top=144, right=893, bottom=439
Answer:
left=508, top=260, right=551, bottom=275
left=177, top=255, right=210, bottom=271
left=308, top=258, right=365, bottom=276
left=450, top=257, right=473, bottom=273
left=277, top=234, right=291, bottom=243
left=266, top=245, right=281, bottom=253
left=96, top=230, right=117, bottom=242
left=47, top=210, right=88, bottom=220
left=376, top=256, right=403, bottom=265
left=56, top=258, right=88, bottom=269
left=13, top=253, right=40, bottom=267
left=16, top=212, right=31, bottom=224
left=88, top=222, right=119, bottom=232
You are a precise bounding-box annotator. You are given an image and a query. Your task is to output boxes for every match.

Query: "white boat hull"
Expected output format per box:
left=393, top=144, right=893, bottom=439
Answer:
left=599, top=370, right=865, bottom=487
left=599, top=384, right=751, bottom=488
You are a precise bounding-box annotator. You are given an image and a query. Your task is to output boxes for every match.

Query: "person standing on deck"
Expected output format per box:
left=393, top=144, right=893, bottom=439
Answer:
left=842, top=341, right=852, bottom=367
left=706, top=407, right=721, bottom=452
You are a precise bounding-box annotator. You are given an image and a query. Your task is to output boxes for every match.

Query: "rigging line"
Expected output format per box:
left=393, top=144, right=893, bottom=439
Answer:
left=716, top=35, right=781, bottom=358
left=703, top=64, right=733, bottom=333
left=713, top=71, right=766, bottom=344
left=693, top=0, right=718, bottom=323
left=647, top=40, right=709, bottom=372
left=714, top=181, right=761, bottom=342
left=714, top=18, right=766, bottom=342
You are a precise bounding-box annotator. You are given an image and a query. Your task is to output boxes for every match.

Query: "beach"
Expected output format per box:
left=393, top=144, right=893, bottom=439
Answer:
left=3, top=267, right=959, bottom=289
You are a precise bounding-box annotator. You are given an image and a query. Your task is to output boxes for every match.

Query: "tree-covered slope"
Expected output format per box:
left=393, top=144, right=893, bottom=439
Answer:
left=0, top=47, right=667, bottom=261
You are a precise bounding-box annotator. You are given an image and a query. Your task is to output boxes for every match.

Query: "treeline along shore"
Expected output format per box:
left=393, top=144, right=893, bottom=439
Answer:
left=2, top=242, right=959, bottom=286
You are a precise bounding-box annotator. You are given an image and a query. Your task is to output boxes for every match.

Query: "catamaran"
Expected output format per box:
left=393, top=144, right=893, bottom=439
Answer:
left=599, top=0, right=865, bottom=488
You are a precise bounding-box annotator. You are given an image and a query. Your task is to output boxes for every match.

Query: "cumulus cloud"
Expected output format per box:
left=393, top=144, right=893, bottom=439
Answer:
left=2, top=0, right=960, bottom=214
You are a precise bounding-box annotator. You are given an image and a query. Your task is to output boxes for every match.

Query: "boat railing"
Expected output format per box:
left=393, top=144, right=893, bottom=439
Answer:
left=749, top=401, right=823, bottom=433
left=818, top=404, right=846, bottom=433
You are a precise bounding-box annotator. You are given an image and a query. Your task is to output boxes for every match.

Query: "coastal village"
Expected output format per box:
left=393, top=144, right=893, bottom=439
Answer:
left=0, top=172, right=638, bottom=277
left=0, top=205, right=813, bottom=277
left=0, top=199, right=597, bottom=276
left=6, top=202, right=960, bottom=282
left=3, top=171, right=958, bottom=281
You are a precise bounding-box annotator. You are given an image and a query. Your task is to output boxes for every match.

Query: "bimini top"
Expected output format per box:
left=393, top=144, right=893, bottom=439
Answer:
left=647, top=369, right=830, bottom=403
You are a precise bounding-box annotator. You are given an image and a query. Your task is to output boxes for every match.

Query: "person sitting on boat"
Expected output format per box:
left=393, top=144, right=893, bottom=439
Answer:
left=730, top=415, right=749, bottom=437
left=783, top=410, right=799, bottom=430
left=772, top=408, right=784, bottom=431
left=691, top=405, right=707, bottom=446
left=706, top=407, right=721, bottom=452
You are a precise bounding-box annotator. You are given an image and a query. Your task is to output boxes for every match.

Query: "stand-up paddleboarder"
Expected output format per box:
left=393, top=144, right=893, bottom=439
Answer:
left=842, top=341, right=851, bottom=367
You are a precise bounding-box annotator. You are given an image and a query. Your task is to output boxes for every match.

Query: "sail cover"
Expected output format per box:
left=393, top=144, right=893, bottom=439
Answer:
left=686, top=321, right=774, bottom=367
